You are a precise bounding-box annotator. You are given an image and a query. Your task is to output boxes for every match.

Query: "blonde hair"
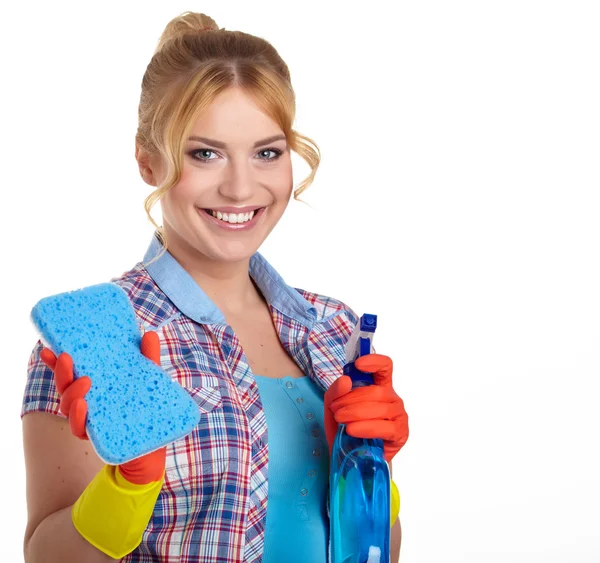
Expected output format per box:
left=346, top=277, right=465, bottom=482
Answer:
left=137, top=11, right=320, bottom=266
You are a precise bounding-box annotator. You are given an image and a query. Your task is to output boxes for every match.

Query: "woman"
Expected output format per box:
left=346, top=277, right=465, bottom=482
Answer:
left=21, top=11, right=409, bottom=563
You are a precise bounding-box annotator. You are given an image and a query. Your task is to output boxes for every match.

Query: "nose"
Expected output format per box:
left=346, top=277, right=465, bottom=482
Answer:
left=217, top=157, right=255, bottom=202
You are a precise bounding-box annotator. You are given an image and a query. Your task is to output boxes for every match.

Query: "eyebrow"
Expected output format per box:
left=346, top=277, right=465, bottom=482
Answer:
left=187, top=134, right=287, bottom=149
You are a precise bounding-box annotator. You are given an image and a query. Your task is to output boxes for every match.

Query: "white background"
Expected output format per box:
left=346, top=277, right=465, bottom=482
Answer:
left=2, top=1, right=599, bottom=561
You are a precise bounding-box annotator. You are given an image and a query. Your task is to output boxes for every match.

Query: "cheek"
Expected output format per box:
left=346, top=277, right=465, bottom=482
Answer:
left=274, top=156, right=294, bottom=197
left=161, top=184, right=195, bottom=222
left=168, top=169, right=203, bottom=205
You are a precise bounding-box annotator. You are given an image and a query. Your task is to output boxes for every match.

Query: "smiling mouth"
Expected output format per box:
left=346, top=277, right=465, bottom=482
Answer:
left=199, top=207, right=265, bottom=225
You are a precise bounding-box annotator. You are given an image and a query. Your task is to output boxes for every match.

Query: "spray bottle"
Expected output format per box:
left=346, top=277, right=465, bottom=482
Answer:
left=329, top=313, right=391, bottom=563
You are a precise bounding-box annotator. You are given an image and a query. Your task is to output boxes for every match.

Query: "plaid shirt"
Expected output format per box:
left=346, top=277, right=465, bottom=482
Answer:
left=22, top=232, right=358, bottom=562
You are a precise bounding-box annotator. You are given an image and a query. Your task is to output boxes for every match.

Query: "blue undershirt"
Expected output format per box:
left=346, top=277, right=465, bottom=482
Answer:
left=253, top=374, right=330, bottom=563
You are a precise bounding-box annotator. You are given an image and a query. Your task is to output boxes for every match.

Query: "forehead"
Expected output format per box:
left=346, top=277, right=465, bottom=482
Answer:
left=189, top=87, right=282, bottom=142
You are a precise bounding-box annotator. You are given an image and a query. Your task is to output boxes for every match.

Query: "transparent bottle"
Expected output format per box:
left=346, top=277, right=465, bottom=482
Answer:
left=329, top=314, right=391, bottom=563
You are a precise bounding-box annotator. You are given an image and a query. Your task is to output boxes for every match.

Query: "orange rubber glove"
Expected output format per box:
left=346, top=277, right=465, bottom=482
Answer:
left=40, top=331, right=166, bottom=484
left=324, top=353, right=409, bottom=464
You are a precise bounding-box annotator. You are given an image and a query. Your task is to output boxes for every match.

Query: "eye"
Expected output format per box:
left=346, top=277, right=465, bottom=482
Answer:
left=190, top=149, right=218, bottom=162
left=257, top=148, right=283, bottom=161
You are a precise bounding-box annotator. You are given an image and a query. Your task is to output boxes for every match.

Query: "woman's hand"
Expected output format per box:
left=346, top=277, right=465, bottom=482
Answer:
left=40, top=331, right=166, bottom=484
left=324, top=353, right=409, bottom=464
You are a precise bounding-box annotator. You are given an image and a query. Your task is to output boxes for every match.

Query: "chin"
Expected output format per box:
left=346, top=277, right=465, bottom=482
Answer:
left=208, top=240, right=262, bottom=263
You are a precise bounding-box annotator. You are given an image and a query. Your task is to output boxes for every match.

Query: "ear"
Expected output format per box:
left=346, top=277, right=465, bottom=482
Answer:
left=135, top=143, right=160, bottom=187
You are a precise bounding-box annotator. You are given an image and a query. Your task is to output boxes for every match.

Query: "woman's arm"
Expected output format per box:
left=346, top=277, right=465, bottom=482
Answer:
left=25, top=505, right=117, bottom=563
left=390, top=466, right=402, bottom=562
left=23, top=412, right=117, bottom=563
left=391, top=519, right=402, bottom=563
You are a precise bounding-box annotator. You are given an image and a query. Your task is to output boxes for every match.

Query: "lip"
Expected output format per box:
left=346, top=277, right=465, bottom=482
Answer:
left=202, top=205, right=265, bottom=213
left=196, top=206, right=266, bottom=231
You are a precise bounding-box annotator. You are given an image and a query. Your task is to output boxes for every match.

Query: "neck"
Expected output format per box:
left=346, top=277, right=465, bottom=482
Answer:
left=161, top=229, right=265, bottom=316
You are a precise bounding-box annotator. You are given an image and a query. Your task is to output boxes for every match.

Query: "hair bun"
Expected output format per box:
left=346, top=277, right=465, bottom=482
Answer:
left=155, top=11, right=220, bottom=54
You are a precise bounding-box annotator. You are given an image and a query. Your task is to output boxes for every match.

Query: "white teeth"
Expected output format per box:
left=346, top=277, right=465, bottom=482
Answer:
left=210, top=210, right=256, bottom=224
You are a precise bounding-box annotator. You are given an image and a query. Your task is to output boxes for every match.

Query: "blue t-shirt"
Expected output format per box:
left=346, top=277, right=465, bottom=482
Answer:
left=253, top=374, right=330, bottom=563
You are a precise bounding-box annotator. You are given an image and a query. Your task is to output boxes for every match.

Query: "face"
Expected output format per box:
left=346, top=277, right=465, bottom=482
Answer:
left=137, top=86, right=293, bottom=265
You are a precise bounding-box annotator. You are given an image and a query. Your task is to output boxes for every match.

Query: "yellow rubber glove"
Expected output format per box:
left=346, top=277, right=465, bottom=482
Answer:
left=71, top=463, right=164, bottom=558
left=390, top=479, right=401, bottom=526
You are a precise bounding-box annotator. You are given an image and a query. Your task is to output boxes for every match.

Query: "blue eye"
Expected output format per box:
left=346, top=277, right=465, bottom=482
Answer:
left=257, top=149, right=283, bottom=161
left=192, top=149, right=218, bottom=162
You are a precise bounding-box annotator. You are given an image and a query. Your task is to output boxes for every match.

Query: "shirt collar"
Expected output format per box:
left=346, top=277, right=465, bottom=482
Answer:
left=142, top=231, right=316, bottom=328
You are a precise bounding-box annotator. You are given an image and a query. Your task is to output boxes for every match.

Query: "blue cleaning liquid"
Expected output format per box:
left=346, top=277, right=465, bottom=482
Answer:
left=330, top=381, right=391, bottom=563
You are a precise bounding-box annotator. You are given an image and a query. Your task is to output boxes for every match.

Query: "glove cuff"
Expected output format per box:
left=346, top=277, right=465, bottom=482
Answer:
left=390, top=478, right=401, bottom=526
left=72, top=464, right=164, bottom=558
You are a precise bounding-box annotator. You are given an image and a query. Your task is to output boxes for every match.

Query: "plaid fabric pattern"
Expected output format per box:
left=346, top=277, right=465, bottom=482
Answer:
left=22, top=233, right=358, bottom=562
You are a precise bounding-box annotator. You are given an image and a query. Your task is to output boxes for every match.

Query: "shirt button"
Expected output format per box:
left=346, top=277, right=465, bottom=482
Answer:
left=313, top=449, right=321, bottom=456
left=297, top=397, right=304, bottom=403
left=306, top=412, right=314, bottom=420
left=300, top=488, right=308, bottom=496
left=308, top=470, right=316, bottom=477
left=312, top=429, right=320, bottom=437
left=285, top=381, right=293, bottom=389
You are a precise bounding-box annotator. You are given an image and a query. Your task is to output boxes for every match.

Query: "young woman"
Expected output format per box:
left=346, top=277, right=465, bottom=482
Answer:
left=21, top=12, right=409, bottom=563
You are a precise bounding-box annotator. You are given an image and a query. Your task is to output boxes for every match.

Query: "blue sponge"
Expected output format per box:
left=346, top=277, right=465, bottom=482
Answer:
left=30, top=282, right=200, bottom=465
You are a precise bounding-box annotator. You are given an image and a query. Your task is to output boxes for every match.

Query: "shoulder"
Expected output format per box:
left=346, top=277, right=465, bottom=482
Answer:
left=108, top=262, right=179, bottom=331
left=293, top=287, right=359, bottom=333
left=292, top=288, right=360, bottom=379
